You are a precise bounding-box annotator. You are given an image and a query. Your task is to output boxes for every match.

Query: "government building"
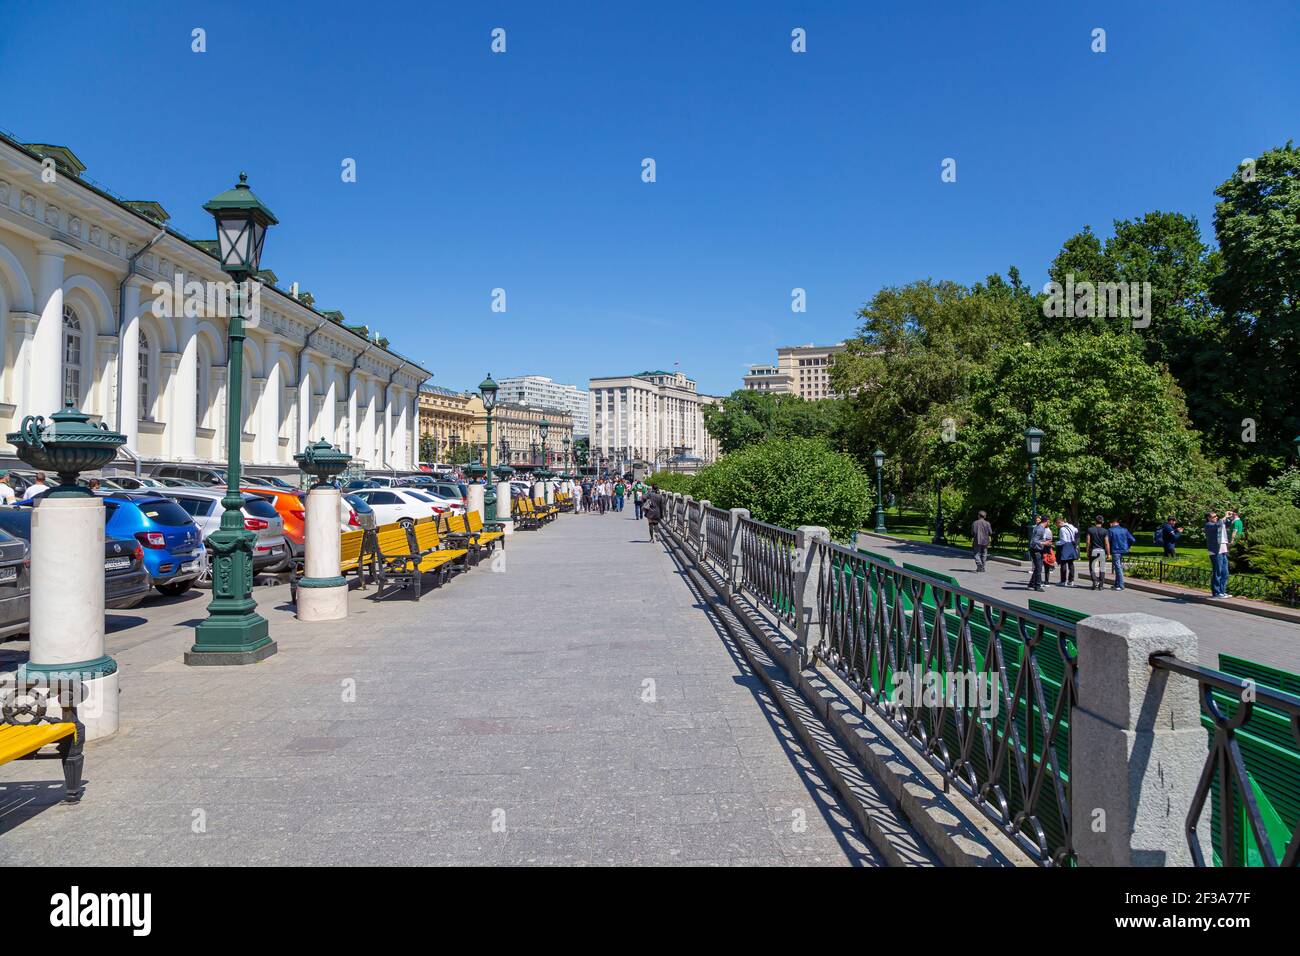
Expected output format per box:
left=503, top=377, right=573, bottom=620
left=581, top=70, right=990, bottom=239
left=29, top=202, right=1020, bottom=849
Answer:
left=0, top=135, right=430, bottom=474
left=742, top=342, right=845, bottom=400
left=588, top=369, right=719, bottom=473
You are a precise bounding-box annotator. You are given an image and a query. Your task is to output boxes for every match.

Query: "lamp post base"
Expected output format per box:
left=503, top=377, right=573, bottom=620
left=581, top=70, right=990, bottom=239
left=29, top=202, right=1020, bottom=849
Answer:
left=185, top=628, right=277, bottom=667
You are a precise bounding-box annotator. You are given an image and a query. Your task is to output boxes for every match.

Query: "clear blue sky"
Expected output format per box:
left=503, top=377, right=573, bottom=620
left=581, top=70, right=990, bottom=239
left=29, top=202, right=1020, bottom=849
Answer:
left=2, top=1, right=1296, bottom=395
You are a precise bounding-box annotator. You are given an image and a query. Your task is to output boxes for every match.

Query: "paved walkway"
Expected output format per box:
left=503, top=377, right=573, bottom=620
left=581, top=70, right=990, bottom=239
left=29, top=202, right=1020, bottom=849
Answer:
left=858, top=534, right=1300, bottom=673
left=0, top=509, right=877, bottom=866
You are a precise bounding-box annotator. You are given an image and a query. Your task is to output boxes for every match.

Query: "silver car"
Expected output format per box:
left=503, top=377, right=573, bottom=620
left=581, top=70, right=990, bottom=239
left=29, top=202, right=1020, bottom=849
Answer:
left=157, top=488, right=289, bottom=574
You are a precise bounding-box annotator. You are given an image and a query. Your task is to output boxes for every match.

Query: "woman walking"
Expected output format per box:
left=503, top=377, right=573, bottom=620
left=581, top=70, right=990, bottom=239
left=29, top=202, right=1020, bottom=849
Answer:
left=643, top=488, right=663, bottom=542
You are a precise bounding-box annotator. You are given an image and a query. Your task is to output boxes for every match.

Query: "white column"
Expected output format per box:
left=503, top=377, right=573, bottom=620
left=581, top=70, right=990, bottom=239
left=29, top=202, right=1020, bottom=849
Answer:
left=172, top=314, right=198, bottom=461
left=30, top=245, right=65, bottom=417
left=118, top=279, right=143, bottom=449
left=298, top=348, right=313, bottom=450
left=496, top=479, right=514, bottom=535
left=209, top=367, right=228, bottom=460
left=383, top=383, right=395, bottom=471
left=346, top=370, right=359, bottom=457
left=296, top=485, right=348, bottom=622
left=158, top=352, right=180, bottom=456
left=361, top=379, right=376, bottom=466
left=260, top=359, right=281, bottom=465
left=248, top=376, right=267, bottom=463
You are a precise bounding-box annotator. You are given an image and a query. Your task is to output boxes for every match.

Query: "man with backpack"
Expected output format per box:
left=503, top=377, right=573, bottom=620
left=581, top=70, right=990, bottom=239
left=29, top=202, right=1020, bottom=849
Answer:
left=1154, top=517, right=1183, bottom=559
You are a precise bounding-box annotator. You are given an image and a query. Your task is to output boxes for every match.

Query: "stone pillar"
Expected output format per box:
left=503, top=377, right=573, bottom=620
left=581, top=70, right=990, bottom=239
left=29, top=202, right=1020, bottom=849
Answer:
left=31, top=246, right=65, bottom=418
left=23, top=496, right=117, bottom=739
left=496, top=480, right=515, bottom=534
left=296, top=485, right=347, bottom=622
left=118, top=280, right=143, bottom=448
left=544, top=479, right=554, bottom=505
left=531, top=480, right=543, bottom=505
left=726, top=507, right=750, bottom=599
left=1070, top=613, right=1205, bottom=867
left=794, top=526, right=830, bottom=667
left=696, top=499, right=712, bottom=555
left=467, top=484, right=485, bottom=522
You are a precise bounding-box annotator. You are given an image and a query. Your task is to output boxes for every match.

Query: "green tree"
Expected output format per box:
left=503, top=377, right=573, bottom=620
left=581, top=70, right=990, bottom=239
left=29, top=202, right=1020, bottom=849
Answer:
left=1211, top=141, right=1300, bottom=481
left=418, top=434, right=437, bottom=464
left=949, top=333, right=1203, bottom=538
left=702, top=390, right=846, bottom=455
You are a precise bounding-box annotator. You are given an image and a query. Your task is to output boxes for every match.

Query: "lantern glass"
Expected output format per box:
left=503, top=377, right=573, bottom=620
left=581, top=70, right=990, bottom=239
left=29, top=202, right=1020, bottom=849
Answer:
left=872, top=449, right=885, bottom=470
left=203, top=173, right=277, bottom=279
left=1024, top=426, right=1044, bottom=458
left=539, top=418, right=549, bottom=441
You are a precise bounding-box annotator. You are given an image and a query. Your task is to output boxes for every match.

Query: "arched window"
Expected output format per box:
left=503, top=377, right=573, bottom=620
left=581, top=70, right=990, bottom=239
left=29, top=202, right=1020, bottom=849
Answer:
left=62, top=305, right=82, bottom=408
left=138, top=331, right=151, bottom=420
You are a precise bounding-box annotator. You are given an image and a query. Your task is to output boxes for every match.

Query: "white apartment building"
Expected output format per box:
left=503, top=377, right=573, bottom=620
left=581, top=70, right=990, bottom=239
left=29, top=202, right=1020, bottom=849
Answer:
left=588, top=369, right=716, bottom=470
left=742, top=343, right=846, bottom=400
left=0, top=136, right=430, bottom=473
left=496, top=374, right=590, bottom=437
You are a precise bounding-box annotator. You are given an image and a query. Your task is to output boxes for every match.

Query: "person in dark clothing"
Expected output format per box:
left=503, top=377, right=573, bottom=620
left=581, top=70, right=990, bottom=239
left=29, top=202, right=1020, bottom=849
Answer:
left=1106, top=518, right=1136, bottom=590
left=1157, top=517, right=1183, bottom=559
left=1084, top=515, right=1109, bottom=589
left=1027, top=515, right=1051, bottom=591
left=642, top=489, right=663, bottom=542
left=971, top=511, right=992, bottom=572
left=1055, top=516, right=1079, bottom=586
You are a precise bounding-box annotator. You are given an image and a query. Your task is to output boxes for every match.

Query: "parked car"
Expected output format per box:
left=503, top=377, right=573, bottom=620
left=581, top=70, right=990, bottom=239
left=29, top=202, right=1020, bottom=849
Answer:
left=426, top=480, right=468, bottom=507
left=342, top=493, right=376, bottom=532
left=155, top=476, right=208, bottom=488
left=97, top=493, right=204, bottom=596
left=241, top=485, right=305, bottom=558
left=363, top=475, right=399, bottom=487
left=151, top=464, right=227, bottom=486
left=0, top=509, right=151, bottom=612
left=247, top=474, right=297, bottom=490
left=343, top=479, right=379, bottom=491
left=0, top=525, right=29, bottom=640
left=157, top=487, right=288, bottom=574
left=105, top=475, right=169, bottom=491
left=348, top=488, right=459, bottom=528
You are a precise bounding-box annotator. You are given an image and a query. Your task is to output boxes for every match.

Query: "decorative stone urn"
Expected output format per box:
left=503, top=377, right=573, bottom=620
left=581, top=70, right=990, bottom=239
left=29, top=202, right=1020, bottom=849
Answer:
left=6, top=403, right=126, bottom=496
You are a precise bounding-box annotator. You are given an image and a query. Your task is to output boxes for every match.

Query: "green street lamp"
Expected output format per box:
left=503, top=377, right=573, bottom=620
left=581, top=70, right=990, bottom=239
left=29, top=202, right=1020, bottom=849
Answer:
left=1024, top=426, right=1044, bottom=547
left=562, top=435, right=570, bottom=473
left=872, top=448, right=886, bottom=533
left=189, top=172, right=279, bottom=666
left=539, top=417, right=550, bottom=470
left=480, top=374, right=498, bottom=520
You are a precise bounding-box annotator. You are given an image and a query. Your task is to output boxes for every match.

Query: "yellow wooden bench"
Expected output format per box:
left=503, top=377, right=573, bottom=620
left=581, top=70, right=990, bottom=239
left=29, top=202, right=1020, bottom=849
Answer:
left=407, top=520, right=470, bottom=583
left=445, top=512, right=505, bottom=562
left=533, top=496, right=558, bottom=521
left=0, top=680, right=85, bottom=803
left=512, top=497, right=541, bottom=530
left=290, top=528, right=368, bottom=602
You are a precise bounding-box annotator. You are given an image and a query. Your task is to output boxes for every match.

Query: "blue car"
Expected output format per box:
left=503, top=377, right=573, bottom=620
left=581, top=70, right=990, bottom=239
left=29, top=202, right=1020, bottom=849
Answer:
left=100, top=493, right=204, bottom=596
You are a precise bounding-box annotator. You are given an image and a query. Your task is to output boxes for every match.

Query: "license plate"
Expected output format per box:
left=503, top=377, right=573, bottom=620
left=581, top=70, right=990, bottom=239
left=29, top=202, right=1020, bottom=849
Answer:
left=0, top=566, right=15, bottom=584
left=180, top=560, right=199, bottom=573
left=104, top=557, right=131, bottom=571
left=270, top=548, right=282, bottom=556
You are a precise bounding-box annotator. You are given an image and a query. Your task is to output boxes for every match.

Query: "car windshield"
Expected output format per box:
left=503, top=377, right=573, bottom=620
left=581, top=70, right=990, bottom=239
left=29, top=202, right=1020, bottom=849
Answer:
left=344, top=494, right=372, bottom=513
left=138, top=499, right=195, bottom=527
left=170, top=496, right=211, bottom=517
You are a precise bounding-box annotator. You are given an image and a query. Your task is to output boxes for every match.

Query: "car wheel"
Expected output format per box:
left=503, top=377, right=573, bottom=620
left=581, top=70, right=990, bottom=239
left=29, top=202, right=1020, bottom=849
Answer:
left=399, top=518, right=414, bottom=530
left=156, top=580, right=193, bottom=597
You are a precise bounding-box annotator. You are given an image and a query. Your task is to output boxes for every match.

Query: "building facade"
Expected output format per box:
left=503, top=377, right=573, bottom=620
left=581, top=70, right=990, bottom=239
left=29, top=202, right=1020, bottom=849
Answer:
left=496, top=374, right=590, bottom=438
left=588, top=369, right=716, bottom=471
left=0, top=137, right=430, bottom=473
left=417, top=386, right=478, bottom=462
left=484, top=402, right=573, bottom=470
left=742, top=343, right=845, bottom=400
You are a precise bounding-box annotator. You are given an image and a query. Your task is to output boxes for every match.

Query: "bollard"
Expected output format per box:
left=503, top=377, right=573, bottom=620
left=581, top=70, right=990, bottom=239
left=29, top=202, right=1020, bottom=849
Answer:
left=296, top=483, right=347, bottom=622
left=496, top=480, right=515, bottom=534
left=467, top=484, right=485, bottom=522
left=794, top=526, right=829, bottom=668
left=1070, top=613, right=1205, bottom=866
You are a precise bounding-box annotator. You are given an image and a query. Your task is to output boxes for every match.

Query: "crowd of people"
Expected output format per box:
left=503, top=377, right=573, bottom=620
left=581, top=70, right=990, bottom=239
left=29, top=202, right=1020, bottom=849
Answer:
left=970, top=508, right=1244, bottom=597
left=573, top=476, right=668, bottom=541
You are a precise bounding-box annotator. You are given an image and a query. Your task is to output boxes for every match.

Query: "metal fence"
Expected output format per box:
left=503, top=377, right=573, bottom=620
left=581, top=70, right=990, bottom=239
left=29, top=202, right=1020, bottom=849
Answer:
left=812, top=540, right=1076, bottom=865
left=703, top=505, right=731, bottom=573
left=1123, top=556, right=1298, bottom=607
left=1149, top=653, right=1300, bottom=867
left=738, top=516, right=799, bottom=629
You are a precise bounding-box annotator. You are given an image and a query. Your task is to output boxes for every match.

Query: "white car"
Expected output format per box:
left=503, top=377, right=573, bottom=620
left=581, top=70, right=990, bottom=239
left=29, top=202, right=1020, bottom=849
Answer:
left=349, top=488, right=464, bottom=528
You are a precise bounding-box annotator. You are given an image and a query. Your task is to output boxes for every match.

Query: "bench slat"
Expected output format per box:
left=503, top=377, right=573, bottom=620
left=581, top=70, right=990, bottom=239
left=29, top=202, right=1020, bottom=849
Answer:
left=0, top=722, right=77, bottom=764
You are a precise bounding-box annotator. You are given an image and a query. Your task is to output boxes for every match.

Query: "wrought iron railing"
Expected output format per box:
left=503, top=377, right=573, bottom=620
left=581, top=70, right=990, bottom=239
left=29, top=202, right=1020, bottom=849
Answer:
left=1123, top=556, right=1298, bottom=607
left=704, top=505, right=731, bottom=573
left=738, top=517, right=799, bottom=629
left=812, top=540, right=1077, bottom=865
left=1148, top=653, right=1300, bottom=867
left=685, top=500, right=704, bottom=552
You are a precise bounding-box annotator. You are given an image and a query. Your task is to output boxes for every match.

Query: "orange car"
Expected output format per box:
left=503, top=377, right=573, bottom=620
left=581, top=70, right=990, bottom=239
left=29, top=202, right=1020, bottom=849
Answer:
left=241, top=485, right=306, bottom=556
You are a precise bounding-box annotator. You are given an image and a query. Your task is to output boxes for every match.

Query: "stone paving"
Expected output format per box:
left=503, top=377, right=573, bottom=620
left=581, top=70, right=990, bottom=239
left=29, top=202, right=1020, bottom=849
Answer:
left=0, top=508, right=878, bottom=866
left=859, top=534, right=1300, bottom=672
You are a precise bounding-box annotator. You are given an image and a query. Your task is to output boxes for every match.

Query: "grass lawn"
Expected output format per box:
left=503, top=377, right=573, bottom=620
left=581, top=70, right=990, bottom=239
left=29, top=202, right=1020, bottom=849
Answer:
left=868, top=511, right=1212, bottom=569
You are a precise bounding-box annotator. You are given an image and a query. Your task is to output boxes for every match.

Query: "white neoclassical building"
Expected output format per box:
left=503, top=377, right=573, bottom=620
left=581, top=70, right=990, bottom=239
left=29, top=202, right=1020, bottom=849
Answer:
left=0, top=137, right=429, bottom=474
left=588, top=369, right=717, bottom=471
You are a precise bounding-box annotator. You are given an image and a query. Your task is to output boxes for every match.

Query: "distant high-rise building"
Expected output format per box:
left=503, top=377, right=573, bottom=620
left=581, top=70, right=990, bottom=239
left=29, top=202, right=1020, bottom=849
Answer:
left=741, top=343, right=845, bottom=400
left=496, top=375, right=591, bottom=437
left=588, top=369, right=718, bottom=471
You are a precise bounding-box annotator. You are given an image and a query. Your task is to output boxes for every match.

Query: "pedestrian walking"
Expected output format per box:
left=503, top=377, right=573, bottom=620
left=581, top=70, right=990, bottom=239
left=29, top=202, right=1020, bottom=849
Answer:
left=633, top=480, right=646, bottom=519
left=1106, top=517, right=1136, bottom=590
left=1204, top=509, right=1231, bottom=598
left=1027, top=515, right=1051, bottom=591
left=1085, top=515, right=1109, bottom=589
left=643, top=488, right=663, bottom=542
left=1055, top=516, right=1079, bottom=586
left=970, top=510, right=992, bottom=572
left=614, top=480, right=626, bottom=513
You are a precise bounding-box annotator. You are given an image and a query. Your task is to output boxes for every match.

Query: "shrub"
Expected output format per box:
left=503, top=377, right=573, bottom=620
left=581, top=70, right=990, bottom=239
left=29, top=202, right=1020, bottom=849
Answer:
left=647, top=471, right=696, bottom=496
left=688, top=437, right=873, bottom=540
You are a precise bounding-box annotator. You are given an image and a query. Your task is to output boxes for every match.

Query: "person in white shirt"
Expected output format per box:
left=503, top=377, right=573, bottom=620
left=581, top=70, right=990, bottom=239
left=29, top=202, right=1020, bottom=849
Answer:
left=1055, top=516, right=1079, bottom=586
left=24, top=471, right=50, bottom=500
left=0, top=472, right=15, bottom=505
